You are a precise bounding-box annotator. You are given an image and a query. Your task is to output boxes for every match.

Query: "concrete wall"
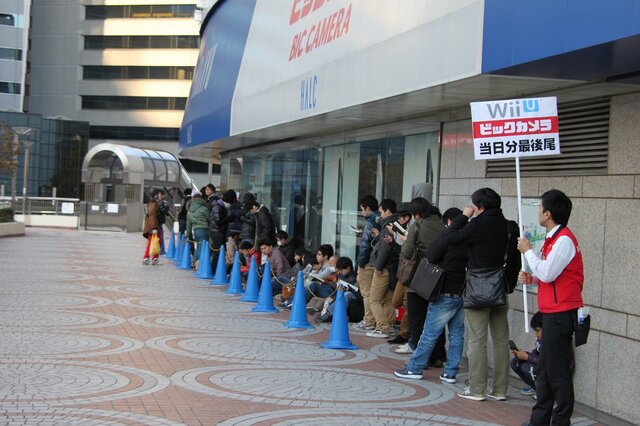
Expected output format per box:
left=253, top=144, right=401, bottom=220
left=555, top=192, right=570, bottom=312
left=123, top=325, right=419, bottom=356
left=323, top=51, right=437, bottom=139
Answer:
left=437, top=93, right=640, bottom=423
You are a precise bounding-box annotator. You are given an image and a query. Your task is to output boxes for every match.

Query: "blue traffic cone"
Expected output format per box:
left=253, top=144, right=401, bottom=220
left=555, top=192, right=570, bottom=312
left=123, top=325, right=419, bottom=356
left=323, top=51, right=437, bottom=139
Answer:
left=321, top=289, right=358, bottom=350
left=195, top=241, right=214, bottom=279
left=252, top=261, right=278, bottom=313
left=178, top=239, right=192, bottom=270
left=166, top=232, right=176, bottom=259
left=240, top=256, right=259, bottom=302
left=210, top=245, right=228, bottom=285
left=174, top=234, right=184, bottom=265
left=226, top=252, right=243, bottom=294
left=283, top=271, right=314, bottom=329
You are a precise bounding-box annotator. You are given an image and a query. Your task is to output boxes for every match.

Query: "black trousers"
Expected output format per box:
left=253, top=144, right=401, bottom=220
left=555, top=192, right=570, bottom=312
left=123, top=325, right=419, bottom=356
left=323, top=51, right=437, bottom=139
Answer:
left=529, top=310, right=577, bottom=426
left=407, top=291, right=446, bottom=362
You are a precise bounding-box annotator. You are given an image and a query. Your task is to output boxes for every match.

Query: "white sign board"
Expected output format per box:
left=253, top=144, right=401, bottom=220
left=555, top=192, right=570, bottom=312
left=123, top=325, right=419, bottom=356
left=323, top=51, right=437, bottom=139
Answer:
left=107, top=204, right=119, bottom=214
left=470, top=96, right=560, bottom=160
left=60, top=202, right=74, bottom=214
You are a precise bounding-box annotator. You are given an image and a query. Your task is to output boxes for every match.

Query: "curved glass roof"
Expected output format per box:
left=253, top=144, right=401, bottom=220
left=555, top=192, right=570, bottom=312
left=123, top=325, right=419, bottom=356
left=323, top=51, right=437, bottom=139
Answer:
left=81, top=143, right=197, bottom=190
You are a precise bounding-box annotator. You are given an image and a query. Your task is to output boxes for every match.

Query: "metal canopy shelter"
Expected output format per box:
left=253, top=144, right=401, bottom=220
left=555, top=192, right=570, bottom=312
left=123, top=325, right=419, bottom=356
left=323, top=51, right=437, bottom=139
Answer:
left=80, top=143, right=198, bottom=232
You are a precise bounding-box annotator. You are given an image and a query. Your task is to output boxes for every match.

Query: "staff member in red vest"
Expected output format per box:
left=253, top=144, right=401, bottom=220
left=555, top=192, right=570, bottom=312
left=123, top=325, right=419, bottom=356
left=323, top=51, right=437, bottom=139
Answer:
left=517, top=189, right=584, bottom=426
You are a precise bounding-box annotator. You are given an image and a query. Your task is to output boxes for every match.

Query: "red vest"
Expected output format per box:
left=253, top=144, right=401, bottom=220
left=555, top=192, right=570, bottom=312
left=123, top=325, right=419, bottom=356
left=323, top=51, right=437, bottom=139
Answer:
left=537, top=227, right=584, bottom=313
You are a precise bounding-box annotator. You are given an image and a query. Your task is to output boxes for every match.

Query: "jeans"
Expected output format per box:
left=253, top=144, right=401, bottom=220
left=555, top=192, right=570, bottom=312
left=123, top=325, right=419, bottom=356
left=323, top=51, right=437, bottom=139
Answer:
left=407, top=295, right=465, bottom=378
left=511, top=357, right=537, bottom=389
left=192, top=228, right=209, bottom=264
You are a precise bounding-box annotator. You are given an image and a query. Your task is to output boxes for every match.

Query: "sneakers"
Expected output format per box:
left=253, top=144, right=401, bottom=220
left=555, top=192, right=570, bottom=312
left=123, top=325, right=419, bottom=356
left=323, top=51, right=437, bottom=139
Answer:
left=457, top=386, right=486, bottom=401
left=351, top=320, right=375, bottom=331
left=520, top=386, right=536, bottom=396
left=366, top=329, right=389, bottom=338
left=487, top=393, right=507, bottom=401
left=394, top=367, right=423, bottom=379
left=142, top=258, right=150, bottom=265
left=152, top=259, right=160, bottom=265
left=387, top=335, right=408, bottom=344
left=394, top=343, right=414, bottom=354
left=439, top=373, right=456, bottom=384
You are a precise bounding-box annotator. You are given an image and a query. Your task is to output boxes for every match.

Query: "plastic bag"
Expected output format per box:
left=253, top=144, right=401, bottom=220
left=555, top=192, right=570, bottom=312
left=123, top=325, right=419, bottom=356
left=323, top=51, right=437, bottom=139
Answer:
left=150, top=234, right=161, bottom=257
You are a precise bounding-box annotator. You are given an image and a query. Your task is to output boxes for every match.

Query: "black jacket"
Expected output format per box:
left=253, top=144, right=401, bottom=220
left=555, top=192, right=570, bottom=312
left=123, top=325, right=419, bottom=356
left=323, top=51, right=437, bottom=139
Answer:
left=239, top=212, right=256, bottom=243
left=226, top=201, right=243, bottom=237
left=445, top=208, right=519, bottom=270
left=255, top=205, right=276, bottom=244
left=279, top=238, right=296, bottom=268
left=208, top=200, right=229, bottom=245
left=369, top=214, right=401, bottom=287
left=426, top=227, right=468, bottom=296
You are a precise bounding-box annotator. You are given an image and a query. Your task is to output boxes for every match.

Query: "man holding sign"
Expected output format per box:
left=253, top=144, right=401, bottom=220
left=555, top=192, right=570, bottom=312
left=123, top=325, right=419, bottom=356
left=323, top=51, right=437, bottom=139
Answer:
left=517, top=189, right=584, bottom=426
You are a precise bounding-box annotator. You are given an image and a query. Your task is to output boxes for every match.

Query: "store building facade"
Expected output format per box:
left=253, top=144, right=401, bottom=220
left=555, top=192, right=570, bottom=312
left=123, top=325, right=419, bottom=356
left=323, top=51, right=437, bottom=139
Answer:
left=180, top=1, right=640, bottom=422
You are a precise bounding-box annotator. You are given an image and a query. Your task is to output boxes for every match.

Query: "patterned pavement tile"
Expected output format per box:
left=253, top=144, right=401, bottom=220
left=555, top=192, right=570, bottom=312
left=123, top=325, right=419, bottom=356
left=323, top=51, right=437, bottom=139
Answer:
left=0, top=229, right=614, bottom=425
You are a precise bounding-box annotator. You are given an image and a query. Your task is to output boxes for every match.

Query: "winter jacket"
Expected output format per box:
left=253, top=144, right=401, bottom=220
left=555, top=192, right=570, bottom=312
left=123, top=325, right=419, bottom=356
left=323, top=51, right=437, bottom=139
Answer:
left=425, top=227, right=468, bottom=296
left=239, top=212, right=256, bottom=243
left=226, top=201, right=243, bottom=237
left=208, top=200, right=229, bottom=246
left=446, top=208, right=518, bottom=270
left=279, top=238, right=296, bottom=268
left=267, top=247, right=291, bottom=276
left=369, top=214, right=401, bottom=287
left=186, top=197, right=209, bottom=237
left=401, top=215, right=443, bottom=261
left=357, top=212, right=380, bottom=269
left=143, top=199, right=159, bottom=237
left=255, top=205, right=276, bottom=244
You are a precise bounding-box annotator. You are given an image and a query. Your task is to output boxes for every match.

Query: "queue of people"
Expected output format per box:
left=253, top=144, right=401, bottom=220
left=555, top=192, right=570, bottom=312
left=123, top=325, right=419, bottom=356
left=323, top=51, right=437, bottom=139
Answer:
left=142, top=185, right=585, bottom=426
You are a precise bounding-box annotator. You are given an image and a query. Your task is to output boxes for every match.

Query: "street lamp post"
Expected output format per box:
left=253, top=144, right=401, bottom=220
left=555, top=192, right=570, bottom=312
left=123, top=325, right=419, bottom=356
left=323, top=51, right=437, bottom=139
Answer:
left=12, top=127, right=34, bottom=219
left=21, top=140, right=33, bottom=218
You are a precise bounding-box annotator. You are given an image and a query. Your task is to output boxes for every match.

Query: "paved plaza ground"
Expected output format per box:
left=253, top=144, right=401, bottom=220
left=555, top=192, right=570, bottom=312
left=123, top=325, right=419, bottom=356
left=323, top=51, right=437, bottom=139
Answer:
left=0, top=228, right=621, bottom=425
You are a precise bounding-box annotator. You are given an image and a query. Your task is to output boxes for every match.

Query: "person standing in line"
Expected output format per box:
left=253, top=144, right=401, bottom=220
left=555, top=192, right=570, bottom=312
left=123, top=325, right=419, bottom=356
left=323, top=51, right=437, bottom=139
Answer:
left=394, top=207, right=468, bottom=382
left=518, top=189, right=584, bottom=426
left=446, top=187, right=519, bottom=401
left=248, top=199, right=276, bottom=248
left=394, top=197, right=446, bottom=366
left=208, top=192, right=230, bottom=274
left=365, top=198, right=401, bottom=339
left=177, top=188, right=192, bottom=236
left=142, top=189, right=164, bottom=265
left=351, top=195, right=380, bottom=331
left=204, top=183, right=218, bottom=211
left=185, top=192, right=209, bottom=270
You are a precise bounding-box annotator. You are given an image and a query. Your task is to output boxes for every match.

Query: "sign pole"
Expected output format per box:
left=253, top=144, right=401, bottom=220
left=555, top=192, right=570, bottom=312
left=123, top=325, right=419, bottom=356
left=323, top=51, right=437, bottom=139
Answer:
left=515, top=156, right=529, bottom=333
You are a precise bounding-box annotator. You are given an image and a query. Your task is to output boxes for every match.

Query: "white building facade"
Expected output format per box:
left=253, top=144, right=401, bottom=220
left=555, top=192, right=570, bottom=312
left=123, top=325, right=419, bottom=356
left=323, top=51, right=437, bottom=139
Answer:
left=0, top=0, right=30, bottom=111
left=27, top=0, right=200, bottom=160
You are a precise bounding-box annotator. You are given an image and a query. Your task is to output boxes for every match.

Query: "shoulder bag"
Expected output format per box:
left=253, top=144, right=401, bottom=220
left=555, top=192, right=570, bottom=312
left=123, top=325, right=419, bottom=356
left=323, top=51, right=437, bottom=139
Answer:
left=409, top=259, right=444, bottom=301
left=463, top=223, right=511, bottom=309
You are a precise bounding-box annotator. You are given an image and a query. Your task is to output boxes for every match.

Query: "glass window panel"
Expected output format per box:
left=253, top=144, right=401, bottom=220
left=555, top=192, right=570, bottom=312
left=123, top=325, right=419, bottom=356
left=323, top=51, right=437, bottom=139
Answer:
left=129, top=36, right=150, bottom=48
left=130, top=5, right=151, bottom=18
left=0, top=13, right=16, bottom=26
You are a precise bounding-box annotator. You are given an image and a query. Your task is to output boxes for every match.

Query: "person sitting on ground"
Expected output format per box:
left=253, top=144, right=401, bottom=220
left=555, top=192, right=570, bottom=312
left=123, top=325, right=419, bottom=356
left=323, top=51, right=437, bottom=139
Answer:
left=276, top=230, right=296, bottom=267
left=276, top=246, right=317, bottom=308
left=239, top=240, right=261, bottom=282
left=259, top=238, right=291, bottom=277
left=511, top=311, right=543, bottom=397
left=316, top=256, right=364, bottom=323
left=304, top=244, right=337, bottom=306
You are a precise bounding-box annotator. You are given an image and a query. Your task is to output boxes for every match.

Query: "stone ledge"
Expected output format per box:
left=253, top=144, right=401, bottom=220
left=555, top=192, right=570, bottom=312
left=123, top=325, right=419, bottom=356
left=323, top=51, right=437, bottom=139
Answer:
left=0, top=221, right=25, bottom=238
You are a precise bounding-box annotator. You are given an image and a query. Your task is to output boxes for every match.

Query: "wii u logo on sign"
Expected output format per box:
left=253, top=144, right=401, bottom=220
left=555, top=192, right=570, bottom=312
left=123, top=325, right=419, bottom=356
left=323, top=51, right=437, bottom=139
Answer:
left=192, top=43, right=217, bottom=97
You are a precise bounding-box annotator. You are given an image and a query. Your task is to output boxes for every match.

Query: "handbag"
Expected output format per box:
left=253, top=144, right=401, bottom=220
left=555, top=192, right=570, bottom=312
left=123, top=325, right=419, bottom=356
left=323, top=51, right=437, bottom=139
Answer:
left=463, top=225, right=511, bottom=309
left=149, top=233, right=161, bottom=257
left=463, top=266, right=506, bottom=308
left=397, top=220, right=420, bottom=286
left=409, top=259, right=444, bottom=301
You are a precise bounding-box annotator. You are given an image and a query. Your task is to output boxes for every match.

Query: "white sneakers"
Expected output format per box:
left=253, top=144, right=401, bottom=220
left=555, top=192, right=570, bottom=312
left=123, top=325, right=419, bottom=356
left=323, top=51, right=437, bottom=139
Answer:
left=394, top=343, right=414, bottom=354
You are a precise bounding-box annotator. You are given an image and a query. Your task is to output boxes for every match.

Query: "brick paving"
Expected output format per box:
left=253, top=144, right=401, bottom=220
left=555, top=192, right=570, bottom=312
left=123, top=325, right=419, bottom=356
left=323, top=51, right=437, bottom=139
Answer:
left=0, top=228, right=608, bottom=425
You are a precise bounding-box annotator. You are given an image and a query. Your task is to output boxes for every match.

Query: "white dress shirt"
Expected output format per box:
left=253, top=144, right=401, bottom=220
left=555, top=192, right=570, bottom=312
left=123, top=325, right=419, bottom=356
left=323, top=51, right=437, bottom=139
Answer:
left=525, top=225, right=576, bottom=283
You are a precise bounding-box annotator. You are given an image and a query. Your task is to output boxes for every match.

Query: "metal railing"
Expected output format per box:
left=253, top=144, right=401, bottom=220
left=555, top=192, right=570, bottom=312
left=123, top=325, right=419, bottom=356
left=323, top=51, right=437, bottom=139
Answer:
left=0, top=196, right=81, bottom=216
